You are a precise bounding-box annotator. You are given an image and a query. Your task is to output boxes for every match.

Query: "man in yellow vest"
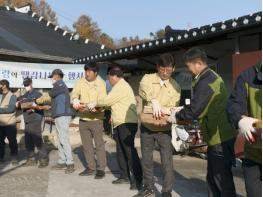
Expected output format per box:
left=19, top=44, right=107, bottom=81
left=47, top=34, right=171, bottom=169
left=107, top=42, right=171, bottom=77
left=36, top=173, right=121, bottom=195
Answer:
left=0, top=79, right=18, bottom=165
left=135, top=54, right=181, bottom=197
left=87, top=66, right=143, bottom=191
left=71, top=62, right=107, bottom=179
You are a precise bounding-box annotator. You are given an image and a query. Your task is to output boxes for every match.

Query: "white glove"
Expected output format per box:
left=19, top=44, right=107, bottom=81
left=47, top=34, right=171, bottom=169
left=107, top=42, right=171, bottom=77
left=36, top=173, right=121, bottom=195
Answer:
left=87, top=101, right=97, bottom=110
left=151, top=99, right=162, bottom=118
left=238, top=116, right=258, bottom=142
left=167, top=109, right=177, bottom=124
left=172, top=106, right=184, bottom=113
left=72, top=98, right=81, bottom=109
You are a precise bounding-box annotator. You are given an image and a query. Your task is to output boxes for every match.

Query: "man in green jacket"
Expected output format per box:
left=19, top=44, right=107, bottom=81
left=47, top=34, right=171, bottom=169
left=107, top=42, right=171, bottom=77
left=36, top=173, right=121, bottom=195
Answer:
left=227, top=62, right=262, bottom=197
left=169, top=47, right=237, bottom=197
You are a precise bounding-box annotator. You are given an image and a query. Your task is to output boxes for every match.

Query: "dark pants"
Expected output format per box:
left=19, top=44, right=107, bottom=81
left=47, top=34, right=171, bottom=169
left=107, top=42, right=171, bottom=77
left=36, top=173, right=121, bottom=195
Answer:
left=103, top=110, right=112, bottom=136
left=140, top=125, right=174, bottom=193
left=0, top=124, right=18, bottom=159
left=25, top=120, right=47, bottom=160
left=114, top=123, right=142, bottom=184
left=243, top=158, right=262, bottom=197
left=207, top=138, right=236, bottom=197
left=79, top=119, right=106, bottom=171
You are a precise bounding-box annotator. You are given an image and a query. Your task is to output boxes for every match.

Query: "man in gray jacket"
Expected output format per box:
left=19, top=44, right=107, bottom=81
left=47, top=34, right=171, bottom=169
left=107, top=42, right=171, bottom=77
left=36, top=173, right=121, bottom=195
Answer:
left=0, top=79, right=18, bottom=165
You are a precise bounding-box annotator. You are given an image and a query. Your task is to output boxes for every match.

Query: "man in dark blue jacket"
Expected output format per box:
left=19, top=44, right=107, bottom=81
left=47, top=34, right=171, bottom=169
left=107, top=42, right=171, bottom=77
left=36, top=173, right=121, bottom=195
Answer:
left=47, top=69, right=74, bottom=174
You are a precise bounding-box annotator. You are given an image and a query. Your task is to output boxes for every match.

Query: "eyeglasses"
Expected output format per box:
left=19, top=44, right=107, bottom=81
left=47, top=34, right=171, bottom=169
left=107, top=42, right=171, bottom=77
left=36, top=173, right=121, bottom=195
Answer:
left=159, top=67, right=174, bottom=73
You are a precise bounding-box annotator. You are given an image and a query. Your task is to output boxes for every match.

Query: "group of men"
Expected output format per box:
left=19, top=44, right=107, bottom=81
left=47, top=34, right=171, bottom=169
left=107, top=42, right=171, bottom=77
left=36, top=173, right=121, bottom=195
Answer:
left=0, top=47, right=261, bottom=197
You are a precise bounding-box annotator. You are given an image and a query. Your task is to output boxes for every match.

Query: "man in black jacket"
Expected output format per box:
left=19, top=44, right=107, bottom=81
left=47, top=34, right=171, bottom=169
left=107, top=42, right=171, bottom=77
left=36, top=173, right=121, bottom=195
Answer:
left=18, top=77, right=48, bottom=168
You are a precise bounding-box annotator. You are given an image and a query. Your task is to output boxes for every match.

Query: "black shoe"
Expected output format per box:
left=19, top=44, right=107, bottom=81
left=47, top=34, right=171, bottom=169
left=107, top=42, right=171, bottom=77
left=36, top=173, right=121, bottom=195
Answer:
left=79, top=168, right=95, bottom=176
left=11, top=156, right=19, bottom=166
left=51, top=163, right=67, bottom=170
left=162, top=192, right=172, bottom=197
left=130, top=182, right=143, bottom=191
left=94, top=170, right=105, bottom=179
left=133, top=188, right=154, bottom=197
left=65, top=164, right=75, bottom=174
left=112, top=177, right=129, bottom=184
left=38, top=159, right=49, bottom=168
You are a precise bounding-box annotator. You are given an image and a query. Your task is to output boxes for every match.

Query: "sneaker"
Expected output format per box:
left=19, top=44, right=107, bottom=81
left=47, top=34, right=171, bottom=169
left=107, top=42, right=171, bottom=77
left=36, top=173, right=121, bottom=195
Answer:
left=112, top=177, right=129, bottom=184
left=38, top=159, right=49, bottom=168
left=51, top=163, right=67, bottom=170
left=24, top=158, right=37, bottom=166
left=133, top=187, right=154, bottom=197
left=79, top=168, right=95, bottom=176
left=94, top=170, right=105, bottom=179
left=65, top=164, right=75, bottom=174
left=162, top=192, right=172, bottom=197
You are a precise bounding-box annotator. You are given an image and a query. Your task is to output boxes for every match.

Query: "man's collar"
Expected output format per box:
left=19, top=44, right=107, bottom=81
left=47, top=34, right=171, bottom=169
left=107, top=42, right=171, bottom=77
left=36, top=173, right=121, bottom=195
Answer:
left=194, top=67, right=209, bottom=80
left=256, top=63, right=262, bottom=81
left=154, top=73, right=170, bottom=87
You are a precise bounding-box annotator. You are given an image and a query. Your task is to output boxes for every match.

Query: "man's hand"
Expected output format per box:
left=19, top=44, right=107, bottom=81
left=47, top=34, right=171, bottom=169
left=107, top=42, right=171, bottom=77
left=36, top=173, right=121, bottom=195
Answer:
left=151, top=99, right=162, bottom=118
left=16, top=101, right=21, bottom=108
left=87, top=101, right=97, bottom=111
left=238, top=116, right=259, bottom=143
left=26, top=109, right=34, bottom=113
left=72, top=98, right=81, bottom=110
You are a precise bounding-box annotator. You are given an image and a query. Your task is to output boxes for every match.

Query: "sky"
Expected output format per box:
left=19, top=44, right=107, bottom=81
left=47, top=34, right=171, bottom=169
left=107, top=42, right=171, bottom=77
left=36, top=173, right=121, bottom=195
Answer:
left=44, top=0, right=262, bottom=40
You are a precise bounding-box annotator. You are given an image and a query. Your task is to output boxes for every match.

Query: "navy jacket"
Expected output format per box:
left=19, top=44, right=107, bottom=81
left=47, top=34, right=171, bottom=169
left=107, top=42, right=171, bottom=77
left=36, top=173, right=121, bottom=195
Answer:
left=227, top=63, right=262, bottom=128
left=48, top=80, right=72, bottom=118
left=176, top=67, right=214, bottom=121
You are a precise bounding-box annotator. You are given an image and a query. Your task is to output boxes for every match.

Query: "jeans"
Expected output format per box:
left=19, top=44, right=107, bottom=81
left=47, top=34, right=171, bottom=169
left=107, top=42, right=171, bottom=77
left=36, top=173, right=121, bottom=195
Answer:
left=54, top=116, right=73, bottom=165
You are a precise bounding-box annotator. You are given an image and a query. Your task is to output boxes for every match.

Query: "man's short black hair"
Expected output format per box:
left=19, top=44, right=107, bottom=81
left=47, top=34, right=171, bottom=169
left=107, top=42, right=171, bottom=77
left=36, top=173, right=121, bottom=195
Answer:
left=0, top=79, right=10, bottom=89
left=23, top=77, right=32, bottom=87
left=183, top=47, right=208, bottom=64
left=108, top=66, right=123, bottom=78
left=48, top=69, right=64, bottom=78
left=84, top=62, right=99, bottom=73
left=156, top=53, right=175, bottom=67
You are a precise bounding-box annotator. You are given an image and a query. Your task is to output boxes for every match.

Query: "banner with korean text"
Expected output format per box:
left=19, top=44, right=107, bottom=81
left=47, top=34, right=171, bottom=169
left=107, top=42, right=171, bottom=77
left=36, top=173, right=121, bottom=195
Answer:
left=0, top=61, right=87, bottom=88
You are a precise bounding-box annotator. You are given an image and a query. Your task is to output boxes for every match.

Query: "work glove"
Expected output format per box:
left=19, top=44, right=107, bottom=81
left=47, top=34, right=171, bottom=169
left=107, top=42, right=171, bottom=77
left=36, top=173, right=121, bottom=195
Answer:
left=167, top=109, right=177, bottom=124
left=151, top=99, right=162, bottom=118
left=238, top=116, right=259, bottom=143
left=87, top=101, right=97, bottom=110
left=72, top=98, right=81, bottom=110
